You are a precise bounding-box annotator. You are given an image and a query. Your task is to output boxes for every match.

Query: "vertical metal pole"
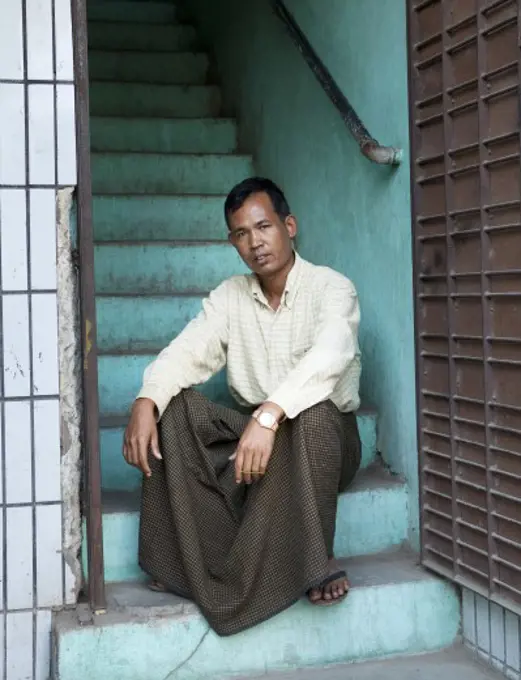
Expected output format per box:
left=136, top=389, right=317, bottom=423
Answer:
left=440, top=0, right=461, bottom=583
left=406, top=0, right=429, bottom=567
left=70, top=0, right=106, bottom=611
left=476, top=0, right=498, bottom=601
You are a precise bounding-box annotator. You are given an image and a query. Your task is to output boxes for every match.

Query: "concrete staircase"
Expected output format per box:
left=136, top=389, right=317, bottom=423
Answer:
left=52, top=1, right=461, bottom=678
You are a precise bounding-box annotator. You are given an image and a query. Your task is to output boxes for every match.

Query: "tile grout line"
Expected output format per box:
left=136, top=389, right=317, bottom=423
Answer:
left=0, top=118, right=7, bottom=680
left=0, top=79, right=75, bottom=85
left=20, top=0, right=38, bottom=677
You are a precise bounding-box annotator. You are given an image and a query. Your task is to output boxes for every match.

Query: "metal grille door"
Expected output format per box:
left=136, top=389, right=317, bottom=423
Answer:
left=408, top=0, right=521, bottom=612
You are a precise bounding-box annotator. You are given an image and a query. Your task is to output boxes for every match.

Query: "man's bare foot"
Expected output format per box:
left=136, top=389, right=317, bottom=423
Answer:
left=308, top=558, right=350, bottom=605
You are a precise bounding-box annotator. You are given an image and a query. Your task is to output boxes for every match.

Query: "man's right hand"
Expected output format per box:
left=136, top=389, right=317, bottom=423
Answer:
left=123, top=398, right=162, bottom=478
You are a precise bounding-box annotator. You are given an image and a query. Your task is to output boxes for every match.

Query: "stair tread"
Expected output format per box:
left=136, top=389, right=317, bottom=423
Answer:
left=71, top=549, right=429, bottom=624
left=91, top=115, right=235, bottom=123
left=91, top=152, right=254, bottom=195
left=89, top=48, right=206, bottom=57
left=92, top=191, right=228, bottom=197
left=98, top=406, right=377, bottom=429
left=90, top=116, right=238, bottom=154
left=92, top=150, right=251, bottom=158
left=94, top=239, right=235, bottom=248
left=236, top=647, right=502, bottom=680
left=94, top=238, right=229, bottom=246
left=89, top=1, right=176, bottom=6
left=87, top=18, right=192, bottom=26
left=89, top=79, right=217, bottom=88
left=100, top=463, right=401, bottom=515
left=95, top=291, right=208, bottom=298
left=88, top=1, right=178, bottom=10
left=87, top=2, right=179, bottom=25
left=89, top=81, right=222, bottom=118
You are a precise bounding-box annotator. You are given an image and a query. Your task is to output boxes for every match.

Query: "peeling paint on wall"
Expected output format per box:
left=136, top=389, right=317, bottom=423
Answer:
left=57, top=187, right=83, bottom=604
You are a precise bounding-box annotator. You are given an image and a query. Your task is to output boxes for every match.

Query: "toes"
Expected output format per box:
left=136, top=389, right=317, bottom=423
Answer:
left=310, top=571, right=350, bottom=605
left=331, top=579, right=349, bottom=599
left=308, top=588, right=322, bottom=602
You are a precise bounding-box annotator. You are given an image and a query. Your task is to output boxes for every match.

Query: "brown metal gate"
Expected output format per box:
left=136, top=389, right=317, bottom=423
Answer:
left=408, top=0, right=521, bottom=613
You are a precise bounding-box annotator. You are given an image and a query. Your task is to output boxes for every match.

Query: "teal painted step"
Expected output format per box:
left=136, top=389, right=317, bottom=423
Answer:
left=91, top=153, right=254, bottom=194
left=88, top=50, right=209, bottom=85
left=92, top=196, right=227, bottom=241
left=53, top=556, right=460, bottom=680
left=96, top=295, right=204, bottom=352
left=98, top=409, right=378, bottom=491
left=94, top=242, right=248, bottom=294
left=90, top=118, right=237, bottom=154
left=55, top=553, right=460, bottom=680
left=88, top=22, right=198, bottom=52
left=83, top=464, right=407, bottom=582
left=89, top=82, right=221, bottom=118
left=87, top=1, right=178, bottom=24
left=98, top=355, right=233, bottom=414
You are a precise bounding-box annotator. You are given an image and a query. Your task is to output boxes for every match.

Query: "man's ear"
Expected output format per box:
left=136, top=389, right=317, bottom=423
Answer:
left=285, top=215, right=298, bottom=239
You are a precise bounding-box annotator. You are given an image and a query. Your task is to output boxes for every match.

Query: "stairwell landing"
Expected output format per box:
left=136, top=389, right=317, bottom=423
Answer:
left=52, top=2, right=460, bottom=678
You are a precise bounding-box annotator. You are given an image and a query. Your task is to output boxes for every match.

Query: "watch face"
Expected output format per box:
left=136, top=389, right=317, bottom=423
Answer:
left=259, top=412, right=275, bottom=428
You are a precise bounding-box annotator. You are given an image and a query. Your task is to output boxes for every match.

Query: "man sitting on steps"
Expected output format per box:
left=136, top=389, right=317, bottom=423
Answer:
left=123, top=176, right=362, bottom=636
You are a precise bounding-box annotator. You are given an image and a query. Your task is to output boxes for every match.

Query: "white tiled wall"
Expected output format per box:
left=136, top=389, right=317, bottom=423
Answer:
left=0, top=0, right=76, bottom=677
left=463, top=588, right=521, bottom=680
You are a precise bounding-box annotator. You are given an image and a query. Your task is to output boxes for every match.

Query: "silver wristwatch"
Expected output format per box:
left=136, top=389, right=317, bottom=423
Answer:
left=252, top=409, right=279, bottom=432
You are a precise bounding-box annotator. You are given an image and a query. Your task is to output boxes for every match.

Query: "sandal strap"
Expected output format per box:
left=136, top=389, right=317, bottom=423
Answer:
left=318, top=570, right=348, bottom=589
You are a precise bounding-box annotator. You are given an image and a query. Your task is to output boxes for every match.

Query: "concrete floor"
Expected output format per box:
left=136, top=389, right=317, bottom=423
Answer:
left=238, top=646, right=506, bottom=680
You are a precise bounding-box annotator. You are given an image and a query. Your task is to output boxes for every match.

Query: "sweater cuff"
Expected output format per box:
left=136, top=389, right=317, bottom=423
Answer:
left=266, top=386, right=301, bottom=420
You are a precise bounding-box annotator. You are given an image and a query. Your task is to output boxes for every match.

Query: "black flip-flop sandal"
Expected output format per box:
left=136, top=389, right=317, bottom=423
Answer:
left=148, top=580, right=168, bottom=593
left=308, top=570, right=350, bottom=607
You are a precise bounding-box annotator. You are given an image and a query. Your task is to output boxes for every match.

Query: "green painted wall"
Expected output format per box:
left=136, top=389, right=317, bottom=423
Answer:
left=187, top=0, right=418, bottom=542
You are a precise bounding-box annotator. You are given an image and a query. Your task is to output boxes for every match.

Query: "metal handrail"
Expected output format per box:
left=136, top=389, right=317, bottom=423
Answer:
left=272, top=0, right=403, bottom=166
left=71, top=0, right=106, bottom=612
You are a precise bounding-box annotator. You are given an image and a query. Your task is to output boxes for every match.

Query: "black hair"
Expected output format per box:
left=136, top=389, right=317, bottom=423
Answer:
left=224, top=177, right=291, bottom=225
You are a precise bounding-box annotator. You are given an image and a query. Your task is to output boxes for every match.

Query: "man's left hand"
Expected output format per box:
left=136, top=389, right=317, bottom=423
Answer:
left=231, top=419, right=276, bottom=485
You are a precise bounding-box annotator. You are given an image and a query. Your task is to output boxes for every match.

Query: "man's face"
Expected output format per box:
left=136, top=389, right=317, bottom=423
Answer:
left=227, top=192, right=297, bottom=276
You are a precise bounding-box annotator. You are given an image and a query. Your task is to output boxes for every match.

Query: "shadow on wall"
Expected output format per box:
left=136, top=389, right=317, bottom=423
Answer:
left=184, top=0, right=419, bottom=541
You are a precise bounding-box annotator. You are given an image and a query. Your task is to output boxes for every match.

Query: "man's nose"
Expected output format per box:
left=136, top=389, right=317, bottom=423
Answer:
left=249, top=230, right=262, bottom=249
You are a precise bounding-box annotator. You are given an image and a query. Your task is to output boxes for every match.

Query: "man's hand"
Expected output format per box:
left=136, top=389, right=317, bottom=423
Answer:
left=232, top=419, right=276, bottom=484
left=231, top=404, right=284, bottom=484
left=123, top=398, right=162, bottom=478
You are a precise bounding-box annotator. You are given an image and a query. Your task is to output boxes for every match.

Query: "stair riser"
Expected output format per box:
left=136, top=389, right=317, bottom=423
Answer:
left=83, top=483, right=408, bottom=583
left=93, top=196, right=228, bottom=241
left=90, top=118, right=238, bottom=154
left=99, top=411, right=378, bottom=491
left=89, top=83, right=221, bottom=118
left=98, top=356, right=233, bottom=415
left=88, top=23, right=198, bottom=52
left=96, top=295, right=204, bottom=352
left=94, top=243, right=248, bottom=295
left=55, top=578, right=459, bottom=680
left=91, top=153, right=254, bottom=194
left=88, top=2, right=178, bottom=23
left=88, top=51, right=209, bottom=85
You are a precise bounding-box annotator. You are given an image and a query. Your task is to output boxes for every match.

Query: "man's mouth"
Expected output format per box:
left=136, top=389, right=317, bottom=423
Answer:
left=254, top=254, right=270, bottom=265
